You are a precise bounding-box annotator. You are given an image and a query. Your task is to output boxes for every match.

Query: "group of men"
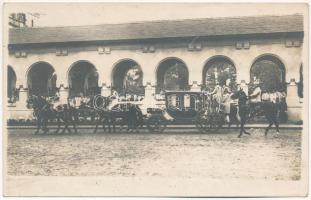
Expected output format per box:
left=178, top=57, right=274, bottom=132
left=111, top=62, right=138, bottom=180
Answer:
left=206, top=78, right=286, bottom=122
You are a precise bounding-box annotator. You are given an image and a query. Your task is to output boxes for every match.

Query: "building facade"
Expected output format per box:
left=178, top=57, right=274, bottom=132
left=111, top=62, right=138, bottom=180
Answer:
left=6, top=14, right=304, bottom=122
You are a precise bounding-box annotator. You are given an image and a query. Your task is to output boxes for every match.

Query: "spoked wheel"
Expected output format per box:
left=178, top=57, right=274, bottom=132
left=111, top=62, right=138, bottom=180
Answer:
left=147, top=116, right=167, bottom=133
left=208, top=112, right=224, bottom=132
left=195, top=115, right=210, bottom=133
left=195, top=112, right=224, bottom=133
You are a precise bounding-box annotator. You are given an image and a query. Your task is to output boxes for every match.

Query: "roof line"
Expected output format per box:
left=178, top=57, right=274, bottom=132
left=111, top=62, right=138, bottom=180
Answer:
left=9, top=13, right=303, bottom=30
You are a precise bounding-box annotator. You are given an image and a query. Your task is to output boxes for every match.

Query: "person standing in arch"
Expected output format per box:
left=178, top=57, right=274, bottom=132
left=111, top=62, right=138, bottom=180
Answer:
left=222, top=78, right=233, bottom=122
left=249, top=78, right=262, bottom=118
left=209, top=80, right=223, bottom=112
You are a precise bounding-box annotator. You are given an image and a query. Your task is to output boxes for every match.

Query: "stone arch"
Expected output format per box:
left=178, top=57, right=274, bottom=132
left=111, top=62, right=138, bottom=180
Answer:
left=7, top=65, right=17, bottom=100
left=156, top=57, right=189, bottom=93
left=202, top=55, right=237, bottom=92
left=111, top=59, right=144, bottom=96
left=68, top=60, right=99, bottom=97
left=250, top=54, right=286, bottom=92
left=27, top=61, right=56, bottom=97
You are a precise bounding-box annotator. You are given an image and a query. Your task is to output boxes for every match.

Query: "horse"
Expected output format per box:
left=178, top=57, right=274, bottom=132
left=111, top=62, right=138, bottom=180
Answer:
left=27, top=95, right=78, bottom=134
left=93, top=96, right=143, bottom=133
left=93, top=96, right=118, bottom=133
left=230, top=89, right=280, bottom=138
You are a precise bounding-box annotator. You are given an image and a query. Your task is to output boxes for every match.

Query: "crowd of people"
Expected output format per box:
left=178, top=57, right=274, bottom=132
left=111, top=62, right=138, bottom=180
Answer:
left=201, top=77, right=287, bottom=122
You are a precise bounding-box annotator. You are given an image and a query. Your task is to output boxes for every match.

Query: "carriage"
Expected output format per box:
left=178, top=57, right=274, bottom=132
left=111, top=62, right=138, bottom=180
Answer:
left=27, top=90, right=227, bottom=134
left=145, top=91, right=226, bottom=133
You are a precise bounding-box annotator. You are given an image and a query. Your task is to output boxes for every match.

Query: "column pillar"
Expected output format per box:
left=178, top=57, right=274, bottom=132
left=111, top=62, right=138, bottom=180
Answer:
left=11, top=86, right=33, bottom=120
left=141, top=82, right=157, bottom=110
left=59, top=85, right=69, bottom=104
left=190, top=81, right=201, bottom=92
left=15, top=87, right=27, bottom=110
left=286, top=78, right=302, bottom=122
left=101, top=83, right=111, bottom=97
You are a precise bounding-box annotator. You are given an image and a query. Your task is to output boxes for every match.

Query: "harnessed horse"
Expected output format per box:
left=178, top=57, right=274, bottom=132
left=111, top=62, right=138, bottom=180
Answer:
left=230, top=89, right=281, bottom=138
left=27, top=95, right=78, bottom=134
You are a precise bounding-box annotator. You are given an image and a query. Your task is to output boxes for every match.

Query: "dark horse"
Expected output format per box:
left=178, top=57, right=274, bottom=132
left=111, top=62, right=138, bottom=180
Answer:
left=230, top=89, right=280, bottom=138
left=93, top=96, right=143, bottom=133
left=27, top=95, right=78, bottom=134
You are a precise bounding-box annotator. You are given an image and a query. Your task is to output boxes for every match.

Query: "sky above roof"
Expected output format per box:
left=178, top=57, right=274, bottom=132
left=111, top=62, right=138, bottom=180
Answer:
left=4, top=3, right=307, bottom=28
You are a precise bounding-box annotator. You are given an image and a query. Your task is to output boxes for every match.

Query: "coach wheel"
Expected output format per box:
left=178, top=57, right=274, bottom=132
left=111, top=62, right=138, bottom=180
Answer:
left=207, top=113, right=224, bottom=132
left=147, top=116, right=166, bottom=133
left=195, top=115, right=210, bottom=133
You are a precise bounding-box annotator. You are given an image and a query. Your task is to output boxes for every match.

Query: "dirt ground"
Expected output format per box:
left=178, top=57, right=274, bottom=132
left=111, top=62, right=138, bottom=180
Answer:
left=6, top=128, right=301, bottom=180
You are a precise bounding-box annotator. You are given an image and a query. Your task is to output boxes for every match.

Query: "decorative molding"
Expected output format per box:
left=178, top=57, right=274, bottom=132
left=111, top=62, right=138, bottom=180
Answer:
left=14, top=51, right=27, bottom=58
left=293, top=40, right=301, bottom=47
left=188, top=43, right=195, bottom=51
left=104, top=47, right=111, bottom=54
left=236, top=42, right=243, bottom=49
left=188, top=43, right=202, bottom=51
left=285, top=39, right=301, bottom=48
left=243, top=41, right=250, bottom=49
left=56, top=49, right=68, bottom=56
left=98, top=47, right=111, bottom=54
left=142, top=46, right=148, bottom=53
left=149, top=46, right=156, bottom=53
left=14, top=51, right=21, bottom=58
left=236, top=41, right=250, bottom=50
left=142, top=45, right=156, bottom=53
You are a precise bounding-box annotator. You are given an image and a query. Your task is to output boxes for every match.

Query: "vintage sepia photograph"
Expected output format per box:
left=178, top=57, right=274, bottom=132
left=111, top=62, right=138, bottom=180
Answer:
left=2, top=2, right=309, bottom=197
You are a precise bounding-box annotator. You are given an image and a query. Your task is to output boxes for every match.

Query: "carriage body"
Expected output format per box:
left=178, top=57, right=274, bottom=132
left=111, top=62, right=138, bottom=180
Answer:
left=143, top=90, right=225, bottom=133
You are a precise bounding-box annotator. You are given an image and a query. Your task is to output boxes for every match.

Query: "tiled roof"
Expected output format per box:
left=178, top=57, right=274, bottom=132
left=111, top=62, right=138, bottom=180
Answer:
left=9, top=14, right=303, bottom=45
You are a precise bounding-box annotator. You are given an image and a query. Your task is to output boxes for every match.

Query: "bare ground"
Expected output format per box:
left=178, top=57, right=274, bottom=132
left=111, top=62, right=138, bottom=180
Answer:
left=6, top=128, right=301, bottom=180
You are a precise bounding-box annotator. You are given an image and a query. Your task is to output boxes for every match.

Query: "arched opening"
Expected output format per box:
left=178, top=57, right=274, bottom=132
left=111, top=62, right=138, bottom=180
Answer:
left=7, top=66, right=17, bottom=102
left=112, top=59, right=144, bottom=96
left=250, top=55, right=286, bottom=93
left=68, top=61, right=99, bottom=97
left=202, top=56, right=237, bottom=92
left=27, top=62, right=57, bottom=97
left=156, top=58, right=189, bottom=93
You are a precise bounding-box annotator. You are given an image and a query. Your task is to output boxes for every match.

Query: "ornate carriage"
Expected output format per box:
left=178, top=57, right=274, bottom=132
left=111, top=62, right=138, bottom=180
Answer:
left=146, top=91, right=226, bottom=133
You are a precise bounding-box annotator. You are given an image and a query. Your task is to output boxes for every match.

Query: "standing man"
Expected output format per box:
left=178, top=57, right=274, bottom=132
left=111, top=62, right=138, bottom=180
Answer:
left=210, top=81, right=223, bottom=112
left=249, top=78, right=262, bottom=118
left=222, top=78, right=232, bottom=122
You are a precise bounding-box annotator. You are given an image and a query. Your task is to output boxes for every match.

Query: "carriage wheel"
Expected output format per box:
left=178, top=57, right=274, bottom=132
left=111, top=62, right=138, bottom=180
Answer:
left=147, top=116, right=166, bottom=133
left=207, top=112, right=224, bottom=132
left=195, top=115, right=210, bottom=133
left=196, top=113, right=224, bottom=133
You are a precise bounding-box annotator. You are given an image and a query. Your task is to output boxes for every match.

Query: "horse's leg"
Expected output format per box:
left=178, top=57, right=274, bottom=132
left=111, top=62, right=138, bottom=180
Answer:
left=265, top=120, right=273, bottom=136
left=273, top=115, right=280, bottom=134
left=66, top=121, right=71, bottom=133
left=60, top=117, right=67, bottom=134
left=55, top=116, right=61, bottom=133
left=64, top=116, right=71, bottom=133
left=238, top=121, right=243, bottom=138
left=71, top=113, right=78, bottom=134
left=112, top=117, right=116, bottom=133
left=275, top=119, right=280, bottom=134
left=43, top=117, right=49, bottom=133
left=243, top=119, right=251, bottom=135
left=107, top=117, right=112, bottom=133
left=103, top=117, right=107, bottom=132
left=35, top=117, right=41, bottom=134
left=94, top=115, right=101, bottom=134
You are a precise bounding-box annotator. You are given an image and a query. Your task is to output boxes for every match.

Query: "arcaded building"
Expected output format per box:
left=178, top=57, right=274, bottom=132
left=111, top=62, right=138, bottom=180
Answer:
left=6, top=14, right=304, bottom=121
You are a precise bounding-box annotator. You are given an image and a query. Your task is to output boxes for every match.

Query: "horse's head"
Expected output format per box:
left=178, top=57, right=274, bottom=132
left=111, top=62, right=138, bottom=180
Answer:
left=27, top=95, right=37, bottom=109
